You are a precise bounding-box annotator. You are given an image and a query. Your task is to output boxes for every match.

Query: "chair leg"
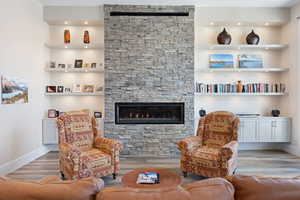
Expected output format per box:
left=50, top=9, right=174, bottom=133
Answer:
left=233, top=168, right=237, bottom=175
left=112, top=173, right=117, bottom=179
left=183, top=171, right=188, bottom=177
left=60, top=171, right=66, bottom=180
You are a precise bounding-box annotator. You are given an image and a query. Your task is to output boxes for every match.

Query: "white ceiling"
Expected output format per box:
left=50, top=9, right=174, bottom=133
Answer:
left=39, top=0, right=300, bottom=7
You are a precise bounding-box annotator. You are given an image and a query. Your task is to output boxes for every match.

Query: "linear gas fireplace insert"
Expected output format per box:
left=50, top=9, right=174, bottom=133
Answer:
left=115, top=102, right=184, bottom=124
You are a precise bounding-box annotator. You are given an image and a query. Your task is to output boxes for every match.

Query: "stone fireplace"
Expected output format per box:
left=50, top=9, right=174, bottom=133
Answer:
left=104, top=5, right=195, bottom=157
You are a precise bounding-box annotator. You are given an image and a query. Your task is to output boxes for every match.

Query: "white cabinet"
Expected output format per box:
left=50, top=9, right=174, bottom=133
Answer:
left=42, top=118, right=104, bottom=145
left=238, top=117, right=291, bottom=143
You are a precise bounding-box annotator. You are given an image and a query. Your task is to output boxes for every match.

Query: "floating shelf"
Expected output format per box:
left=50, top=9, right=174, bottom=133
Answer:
left=46, top=20, right=103, bottom=26
left=201, top=21, right=286, bottom=27
left=45, top=68, right=104, bottom=73
left=45, top=43, right=103, bottom=49
left=196, top=68, right=289, bottom=73
left=202, top=44, right=288, bottom=51
left=45, top=92, right=104, bottom=96
left=195, top=93, right=288, bottom=96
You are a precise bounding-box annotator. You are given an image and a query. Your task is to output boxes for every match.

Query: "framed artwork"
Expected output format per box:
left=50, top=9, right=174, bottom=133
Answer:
left=83, top=63, right=91, bottom=68
left=94, top=112, right=102, bottom=118
left=82, top=84, right=94, bottom=93
left=46, top=86, right=57, bottom=93
left=209, top=54, right=234, bottom=68
left=72, top=84, right=81, bottom=93
left=48, top=109, right=57, bottom=118
left=91, top=63, right=97, bottom=68
left=95, top=85, right=103, bottom=92
left=57, top=86, right=64, bottom=93
left=64, top=88, right=71, bottom=93
left=74, top=59, right=83, bottom=68
left=1, top=75, right=28, bottom=104
left=238, top=54, right=263, bottom=68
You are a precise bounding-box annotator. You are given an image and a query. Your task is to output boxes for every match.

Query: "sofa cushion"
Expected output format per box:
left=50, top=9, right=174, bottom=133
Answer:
left=183, top=178, right=234, bottom=200
left=97, top=178, right=234, bottom=200
left=227, top=175, right=300, bottom=200
left=0, top=176, right=104, bottom=200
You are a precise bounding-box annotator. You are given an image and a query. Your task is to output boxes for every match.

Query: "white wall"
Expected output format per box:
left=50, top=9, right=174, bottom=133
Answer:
left=282, top=3, right=300, bottom=156
left=0, top=0, right=49, bottom=173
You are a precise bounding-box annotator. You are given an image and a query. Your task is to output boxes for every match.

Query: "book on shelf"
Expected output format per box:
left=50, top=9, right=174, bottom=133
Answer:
left=136, top=172, right=160, bottom=184
left=195, top=82, right=286, bottom=94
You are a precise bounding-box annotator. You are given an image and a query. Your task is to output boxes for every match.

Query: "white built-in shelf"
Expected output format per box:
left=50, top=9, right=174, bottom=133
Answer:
left=45, top=43, right=103, bottom=49
left=202, top=44, right=288, bottom=51
left=45, top=68, right=104, bottom=73
left=201, top=21, right=286, bottom=27
left=46, top=20, right=103, bottom=26
left=195, top=93, right=288, bottom=96
left=196, top=68, right=289, bottom=73
left=45, top=92, right=104, bottom=96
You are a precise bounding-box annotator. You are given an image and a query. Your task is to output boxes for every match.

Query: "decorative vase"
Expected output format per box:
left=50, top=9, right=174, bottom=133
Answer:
left=246, top=30, right=260, bottom=45
left=64, top=30, right=70, bottom=44
left=217, top=28, right=232, bottom=45
left=199, top=108, right=206, bottom=117
left=237, top=80, right=243, bottom=93
left=272, top=109, right=280, bottom=117
left=83, top=30, right=90, bottom=44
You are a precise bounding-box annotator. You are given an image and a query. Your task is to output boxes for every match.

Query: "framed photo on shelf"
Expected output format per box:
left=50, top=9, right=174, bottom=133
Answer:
left=83, top=63, right=91, bottom=68
left=238, top=54, right=263, bottom=68
left=64, top=88, right=71, bottom=93
left=58, top=64, right=66, bottom=69
left=74, top=59, right=83, bottom=68
left=94, top=112, right=102, bottom=118
left=57, top=86, right=64, bottom=93
left=72, top=84, right=81, bottom=93
left=46, top=86, right=57, bottom=93
left=67, top=64, right=73, bottom=69
left=48, top=109, right=57, bottom=118
left=209, top=54, right=234, bottom=68
left=95, top=85, right=103, bottom=92
left=82, top=84, right=95, bottom=93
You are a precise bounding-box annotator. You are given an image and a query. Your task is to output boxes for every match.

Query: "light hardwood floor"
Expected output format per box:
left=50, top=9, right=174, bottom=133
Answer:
left=7, top=150, right=300, bottom=187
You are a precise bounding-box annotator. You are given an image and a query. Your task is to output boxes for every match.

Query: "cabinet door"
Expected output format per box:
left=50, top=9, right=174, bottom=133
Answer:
left=42, top=119, right=58, bottom=144
left=272, top=120, right=291, bottom=142
left=238, top=118, right=258, bottom=142
left=258, top=119, right=272, bottom=142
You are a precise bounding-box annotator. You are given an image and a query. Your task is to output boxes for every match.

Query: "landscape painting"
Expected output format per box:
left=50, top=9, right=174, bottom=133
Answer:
left=209, top=54, right=234, bottom=68
left=1, top=75, right=28, bottom=104
left=238, top=54, right=263, bottom=68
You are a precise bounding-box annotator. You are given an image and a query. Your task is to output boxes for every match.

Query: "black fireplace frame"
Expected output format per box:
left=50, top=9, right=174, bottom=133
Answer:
left=115, top=102, right=185, bottom=125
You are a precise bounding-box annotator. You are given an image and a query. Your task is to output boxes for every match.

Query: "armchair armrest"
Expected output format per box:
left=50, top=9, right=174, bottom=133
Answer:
left=221, top=141, right=238, bottom=161
left=177, top=136, right=202, bottom=154
left=94, top=137, right=123, bottom=156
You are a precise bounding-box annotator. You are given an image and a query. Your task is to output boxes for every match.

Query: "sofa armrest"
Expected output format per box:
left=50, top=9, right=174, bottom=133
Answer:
left=221, top=141, right=238, bottom=161
left=177, top=136, right=202, bottom=154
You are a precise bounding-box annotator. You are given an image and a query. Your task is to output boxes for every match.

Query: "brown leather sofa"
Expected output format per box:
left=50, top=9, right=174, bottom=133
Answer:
left=1, top=175, right=300, bottom=200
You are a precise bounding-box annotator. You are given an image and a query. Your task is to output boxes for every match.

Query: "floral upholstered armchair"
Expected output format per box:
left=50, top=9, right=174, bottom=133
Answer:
left=57, top=110, right=123, bottom=180
left=178, top=111, right=240, bottom=178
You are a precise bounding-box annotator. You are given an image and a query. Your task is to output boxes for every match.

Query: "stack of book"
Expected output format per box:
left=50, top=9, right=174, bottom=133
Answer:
left=136, top=172, right=160, bottom=184
left=196, top=82, right=286, bottom=94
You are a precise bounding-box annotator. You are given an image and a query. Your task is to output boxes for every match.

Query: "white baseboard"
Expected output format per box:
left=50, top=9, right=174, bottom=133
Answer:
left=238, top=143, right=285, bottom=150
left=0, top=146, right=50, bottom=176
left=283, top=144, right=300, bottom=157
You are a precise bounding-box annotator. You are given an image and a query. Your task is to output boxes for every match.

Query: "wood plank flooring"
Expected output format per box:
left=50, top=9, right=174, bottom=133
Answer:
left=7, top=150, right=300, bottom=187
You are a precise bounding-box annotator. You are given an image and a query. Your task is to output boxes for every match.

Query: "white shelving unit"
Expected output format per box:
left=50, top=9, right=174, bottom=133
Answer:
left=197, top=68, right=289, bottom=73
left=45, top=92, right=104, bottom=96
left=45, top=68, right=104, bottom=73
left=195, top=92, right=288, bottom=96
left=45, top=43, right=103, bottom=49
left=202, top=44, right=288, bottom=51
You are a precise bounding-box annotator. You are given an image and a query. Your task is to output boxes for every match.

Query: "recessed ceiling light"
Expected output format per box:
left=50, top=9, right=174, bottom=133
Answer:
left=84, top=45, right=88, bottom=49
left=210, top=22, right=214, bottom=26
left=64, top=21, right=68, bottom=25
left=64, top=46, right=68, bottom=49
left=265, top=22, right=269, bottom=26
left=84, top=21, right=88, bottom=25
left=237, top=22, right=241, bottom=26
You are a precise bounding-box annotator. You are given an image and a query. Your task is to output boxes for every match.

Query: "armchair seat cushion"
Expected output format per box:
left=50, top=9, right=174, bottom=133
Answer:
left=192, top=146, right=221, bottom=161
left=79, top=149, right=112, bottom=178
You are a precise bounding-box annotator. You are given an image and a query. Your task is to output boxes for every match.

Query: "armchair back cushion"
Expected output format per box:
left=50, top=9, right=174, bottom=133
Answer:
left=199, top=111, right=239, bottom=148
left=58, top=110, right=94, bottom=150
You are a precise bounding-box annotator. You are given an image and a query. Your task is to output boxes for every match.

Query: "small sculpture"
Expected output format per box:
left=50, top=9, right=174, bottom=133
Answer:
left=246, top=30, right=260, bottom=45
left=64, top=30, right=70, bottom=44
left=84, top=30, right=90, bottom=44
left=217, top=28, right=232, bottom=45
